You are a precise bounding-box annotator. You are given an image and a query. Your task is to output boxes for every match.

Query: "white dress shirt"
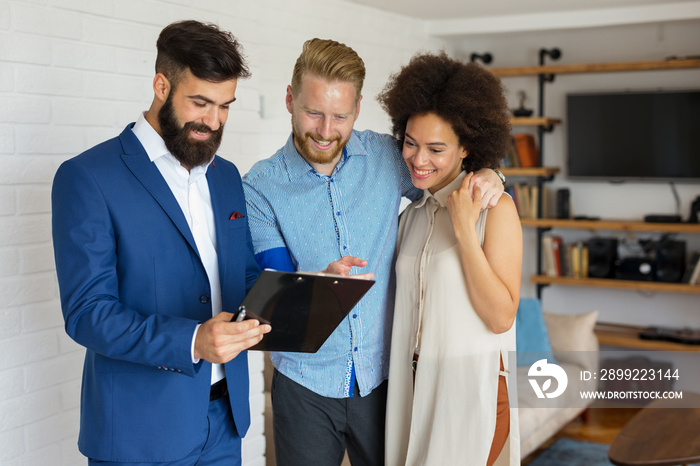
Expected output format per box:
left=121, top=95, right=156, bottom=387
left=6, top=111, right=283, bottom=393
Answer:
left=132, top=113, right=224, bottom=385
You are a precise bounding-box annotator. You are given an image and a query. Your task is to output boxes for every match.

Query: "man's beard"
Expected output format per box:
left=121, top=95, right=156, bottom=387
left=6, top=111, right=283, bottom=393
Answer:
left=158, top=95, right=224, bottom=169
left=292, top=118, right=349, bottom=165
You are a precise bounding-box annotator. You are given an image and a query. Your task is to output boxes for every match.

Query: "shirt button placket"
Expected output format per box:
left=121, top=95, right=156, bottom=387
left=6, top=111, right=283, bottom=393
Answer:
left=329, top=179, right=349, bottom=257
left=329, top=177, right=357, bottom=380
left=415, top=200, right=438, bottom=348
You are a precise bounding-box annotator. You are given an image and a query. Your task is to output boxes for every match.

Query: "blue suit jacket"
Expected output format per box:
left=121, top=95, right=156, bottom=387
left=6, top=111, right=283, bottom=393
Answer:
left=51, top=124, right=260, bottom=462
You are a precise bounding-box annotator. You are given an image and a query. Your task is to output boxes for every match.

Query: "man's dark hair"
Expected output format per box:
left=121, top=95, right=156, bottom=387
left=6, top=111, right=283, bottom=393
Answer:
left=155, top=20, right=251, bottom=90
left=377, top=52, right=511, bottom=172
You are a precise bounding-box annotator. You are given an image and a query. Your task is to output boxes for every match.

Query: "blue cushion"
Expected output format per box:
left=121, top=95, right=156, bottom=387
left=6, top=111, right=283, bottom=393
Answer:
left=515, top=298, right=557, bottom=367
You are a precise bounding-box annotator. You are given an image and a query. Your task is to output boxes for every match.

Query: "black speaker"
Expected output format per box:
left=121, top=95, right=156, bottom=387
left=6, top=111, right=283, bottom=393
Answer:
left=556, top=188, right=570, bottom=219
left=654, top=240, right=686, bottom=283
left=587, top=238, right=618, bottom=278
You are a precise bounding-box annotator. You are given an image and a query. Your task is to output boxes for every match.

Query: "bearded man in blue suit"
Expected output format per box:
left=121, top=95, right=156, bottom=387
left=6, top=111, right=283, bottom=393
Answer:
left=51, top=20, right=270, bottom=465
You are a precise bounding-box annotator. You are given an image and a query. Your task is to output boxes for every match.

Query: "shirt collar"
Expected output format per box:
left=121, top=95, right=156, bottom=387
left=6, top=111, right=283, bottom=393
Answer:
left=282, top=130, right=368, bottom=180
left=131, top=112, right=212, bottom=179
left=132, top=112, right=170, bottom=163
left=414, top=170, right=468, bottom=209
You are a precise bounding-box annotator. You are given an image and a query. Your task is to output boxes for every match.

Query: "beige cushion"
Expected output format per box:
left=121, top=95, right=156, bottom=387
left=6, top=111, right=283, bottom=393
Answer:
left=542, top=310, right=599, bottom=371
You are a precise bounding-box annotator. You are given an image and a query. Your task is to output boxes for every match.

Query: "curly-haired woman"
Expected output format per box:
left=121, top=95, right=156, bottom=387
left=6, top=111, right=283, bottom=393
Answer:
left=379, top=52, right=522, bottom=466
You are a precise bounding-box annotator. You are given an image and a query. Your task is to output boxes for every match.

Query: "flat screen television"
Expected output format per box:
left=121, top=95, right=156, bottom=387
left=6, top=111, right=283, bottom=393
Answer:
left=566, top=90, right=700, bottom=182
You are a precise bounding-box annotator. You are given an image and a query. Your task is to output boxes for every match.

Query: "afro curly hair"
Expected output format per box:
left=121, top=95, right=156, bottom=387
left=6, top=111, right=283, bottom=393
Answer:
left=377, top=52, right=511, bottom=173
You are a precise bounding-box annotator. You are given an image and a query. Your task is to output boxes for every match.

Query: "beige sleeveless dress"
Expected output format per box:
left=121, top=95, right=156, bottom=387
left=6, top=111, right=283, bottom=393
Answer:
left=385, top=172, right=519, bottom=466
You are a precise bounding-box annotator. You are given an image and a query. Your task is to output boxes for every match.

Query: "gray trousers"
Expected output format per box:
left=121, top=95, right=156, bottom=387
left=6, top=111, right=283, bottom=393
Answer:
left=271, top=369, right=387, bottom=466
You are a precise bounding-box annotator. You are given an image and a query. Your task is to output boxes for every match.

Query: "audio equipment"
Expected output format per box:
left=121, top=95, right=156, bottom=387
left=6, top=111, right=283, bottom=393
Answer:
left=587, top=238, right=618, bottom=279
left=615, top=258, right=654, bottom=281
left=653, top=240, right=686, bottom=283
left=644, top=214, right=682, bottom=223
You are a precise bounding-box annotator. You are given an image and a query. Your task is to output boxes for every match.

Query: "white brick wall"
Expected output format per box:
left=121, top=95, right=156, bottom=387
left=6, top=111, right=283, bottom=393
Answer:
left=0, top=1, right=445, bottom=464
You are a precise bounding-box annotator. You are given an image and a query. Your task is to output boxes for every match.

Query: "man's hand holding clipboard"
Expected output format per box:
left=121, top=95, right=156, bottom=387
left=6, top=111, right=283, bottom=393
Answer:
left=235, top=256, right=375, bottom=353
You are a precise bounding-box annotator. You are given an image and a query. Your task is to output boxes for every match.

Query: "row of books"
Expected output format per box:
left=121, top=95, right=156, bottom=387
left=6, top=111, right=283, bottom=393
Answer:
left=502, top=133, right=538, bottom=168
left=507, top=184, right=553, bottom=219
left=541, top=236, right=589, bottom=278
left=682, top=252, right=700, bottom=285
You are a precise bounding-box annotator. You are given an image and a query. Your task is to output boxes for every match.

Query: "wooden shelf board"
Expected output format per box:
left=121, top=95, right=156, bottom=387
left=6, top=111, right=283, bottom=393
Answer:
left=510, top=117, right=561, bottom=126
left=595, top=322, right=700, bottom=351
left=530, top=275, right=700, bottom=294
left=490, top=59, right=700, bottom=77
left=520, top=218, right=700, bottom=234
left=500, top=167, right=560, bottom=177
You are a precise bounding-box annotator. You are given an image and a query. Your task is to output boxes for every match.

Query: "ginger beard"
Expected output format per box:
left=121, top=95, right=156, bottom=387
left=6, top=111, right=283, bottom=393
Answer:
left=291, top=116, right=350, bottom=165
left=158, top=93, right=224, bottom=168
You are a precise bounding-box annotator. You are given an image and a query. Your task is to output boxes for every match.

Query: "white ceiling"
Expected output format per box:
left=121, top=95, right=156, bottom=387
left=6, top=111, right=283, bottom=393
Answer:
left=347, top=0, right=700, bottom=35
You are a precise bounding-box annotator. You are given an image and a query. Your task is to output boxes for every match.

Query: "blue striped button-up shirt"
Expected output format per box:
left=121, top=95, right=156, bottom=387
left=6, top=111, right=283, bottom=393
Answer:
left=243, top=129, right=420, bottom=398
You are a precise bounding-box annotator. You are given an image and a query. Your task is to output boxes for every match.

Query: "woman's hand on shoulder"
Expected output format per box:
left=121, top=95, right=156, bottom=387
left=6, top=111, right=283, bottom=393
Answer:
left=446, top=172, right=482, bottom=238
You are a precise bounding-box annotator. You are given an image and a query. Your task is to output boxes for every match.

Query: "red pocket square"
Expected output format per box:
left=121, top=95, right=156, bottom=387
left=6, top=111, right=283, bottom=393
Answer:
left=230, top=211, right=244, bottom=220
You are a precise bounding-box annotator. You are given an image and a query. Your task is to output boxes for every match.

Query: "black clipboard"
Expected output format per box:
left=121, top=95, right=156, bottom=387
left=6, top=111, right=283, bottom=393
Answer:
left=236, top=270, right=374, bottom=353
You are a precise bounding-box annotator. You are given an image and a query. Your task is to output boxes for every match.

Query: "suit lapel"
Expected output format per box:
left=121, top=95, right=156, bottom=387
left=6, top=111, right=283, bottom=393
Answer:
left=118, top=125, right=200, bottom=257
left=206, top=159, right=230, bottom=281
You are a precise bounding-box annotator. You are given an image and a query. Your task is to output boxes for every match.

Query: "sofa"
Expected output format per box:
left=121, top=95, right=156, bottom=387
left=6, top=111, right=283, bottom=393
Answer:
left=516, top=304, right=600, bottom=459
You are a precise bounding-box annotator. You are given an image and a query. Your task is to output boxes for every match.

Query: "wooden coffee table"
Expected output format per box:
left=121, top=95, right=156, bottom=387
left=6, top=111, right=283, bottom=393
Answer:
left=608, top=392, right=700, bottom=465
